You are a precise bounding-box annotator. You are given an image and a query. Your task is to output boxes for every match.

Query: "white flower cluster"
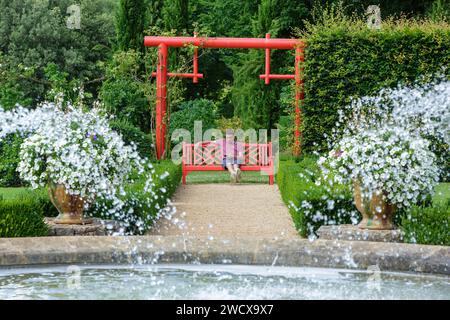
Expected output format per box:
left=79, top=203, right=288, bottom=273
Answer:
left=0, top=105, right=56, bottom=139
left=0, top=102, right=167, bottom=234
left=331, top=78, right=450, bottom=150
left=319, top=126, right=440, bottom=208
left=15, top=104, right=147, bottom=202
left=319, top=78, right=449, bottom=209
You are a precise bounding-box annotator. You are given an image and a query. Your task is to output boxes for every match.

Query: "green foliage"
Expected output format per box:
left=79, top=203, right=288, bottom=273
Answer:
left=88, top=160, right=181, bottom=235
left=32, top=188, right=59, bottom=218
left=433, top=183, right=450, bottom=205
left=232, top=0, right=310, bottom=130
left=115, top=160, right=181, bottom=235
left=0, top=53, right=33, bottom=109
left=300, top=11, right=450, bottom=153
left=44, top=63, right=84, bottom=104
left=427, top=0, right=450, bottom=21
left=196, top=0, right=258, bottom=37
left=335, top=0, right=435, bottom=18
left=277, top=156, right=358, bottom=237
left=116, top=0, right=147, bottom=53
left=216, top=116, right=243, bottom=132
left=153, top=160, right=183, bottom=202
left=0, top=191, right=53, bottom=237
left=277, top=115, right=294, bottom=153
left=169, top=99, right=217, bottom=137
left=100, top=50, right=152, bottom=133
left=162, top=0, right=190, bottom=33
left=0, top=133, right=24, bottom=187
left=109, top=118, right=155, bottom=159
left=401, top=203, right=450, bottom=246
left=0, top=0, right=116, bottom=105
left=2, top=188, right=58, bottom=218
left=232, top=52, right=279, bottom=129
left=186, top=170, right=269, bottom=184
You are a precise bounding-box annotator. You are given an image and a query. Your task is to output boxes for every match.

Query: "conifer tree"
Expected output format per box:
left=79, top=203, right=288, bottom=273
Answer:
left=162, top=0, right=190, bottom=33
left=116, top=0, right=147, bottom=53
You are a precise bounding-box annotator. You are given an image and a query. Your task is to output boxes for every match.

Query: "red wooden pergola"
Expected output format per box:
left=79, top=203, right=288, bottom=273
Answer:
left=144, top=34, right=305, bottom=159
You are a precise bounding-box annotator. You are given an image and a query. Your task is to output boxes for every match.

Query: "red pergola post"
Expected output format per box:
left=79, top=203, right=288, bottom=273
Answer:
left=155, top=43, right=168, bottom=160
left=145, top=35, right=305, bottom=160
left=293, top=47, right=304, bottom=156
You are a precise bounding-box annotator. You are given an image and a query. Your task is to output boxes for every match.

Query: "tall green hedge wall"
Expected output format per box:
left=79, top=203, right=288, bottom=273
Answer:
left=302, top=22, right=450, bottom=152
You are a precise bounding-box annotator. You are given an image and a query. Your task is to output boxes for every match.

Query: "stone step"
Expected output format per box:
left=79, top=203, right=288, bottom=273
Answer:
left=317, top=224, right=403, bottom=243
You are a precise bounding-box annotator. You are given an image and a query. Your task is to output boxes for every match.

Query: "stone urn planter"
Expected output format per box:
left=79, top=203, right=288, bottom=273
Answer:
left=48, top=182, right=92, bottom=225
left=353, top=180, right=396, bottom=230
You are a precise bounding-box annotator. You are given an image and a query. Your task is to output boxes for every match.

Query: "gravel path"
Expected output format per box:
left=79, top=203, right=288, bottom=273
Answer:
left=148, top=184, right=299, bottom=240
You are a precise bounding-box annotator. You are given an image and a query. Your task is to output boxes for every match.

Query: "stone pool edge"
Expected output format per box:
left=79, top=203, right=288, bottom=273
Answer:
left=0, top=236, right=448, bottom=275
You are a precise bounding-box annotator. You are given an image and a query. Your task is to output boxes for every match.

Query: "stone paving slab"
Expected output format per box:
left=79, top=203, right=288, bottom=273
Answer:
left=317, top=225, right=404, bottom=243
left=147, top=184, right=299, bottom=240
left=0, top=236, right=448, bottom=275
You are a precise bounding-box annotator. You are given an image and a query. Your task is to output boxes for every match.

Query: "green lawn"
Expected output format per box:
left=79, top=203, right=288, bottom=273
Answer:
left=0, top=187, right=37, bottom=200
left=185, top=170, right=271, bottom=184
left=433, top=183, right=450, bottom=205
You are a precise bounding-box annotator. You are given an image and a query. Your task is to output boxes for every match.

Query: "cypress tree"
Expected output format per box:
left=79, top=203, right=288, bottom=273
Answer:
left=232, top=0, right=310, bottom=130
left=116, top=0, right=147, bottom=53
left=232, top=0, right=280, bottom=130
left=162, top=0, right=190, bottom=33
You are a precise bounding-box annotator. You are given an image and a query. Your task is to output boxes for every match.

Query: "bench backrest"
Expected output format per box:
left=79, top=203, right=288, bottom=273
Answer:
left=182, top=141, right=272, bottom=166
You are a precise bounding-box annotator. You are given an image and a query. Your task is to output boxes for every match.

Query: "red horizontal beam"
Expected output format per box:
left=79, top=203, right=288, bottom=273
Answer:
left=151, top=72, right=204, bottom=79
left=144, top=36, right=303, bottom=50
left=259, top=74, right=295, bottom=80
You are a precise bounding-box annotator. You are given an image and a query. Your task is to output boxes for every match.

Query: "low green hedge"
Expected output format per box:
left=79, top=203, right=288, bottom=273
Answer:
left=152, top=160, right=183, bottom=202
left=277, top=156, right=358, bottom=238
left=0, top=133, right=24, bottom=187
left=401, top=203, right=450, bottom=246
left=0, top=196, right=49, bottom=237
left=88, top=160, right=181, bottom=234
left=278, top=155, right=449, bottom=243
left=0, top=161, right=181, bottom=237
left=302, top=19, right=450, bottom=155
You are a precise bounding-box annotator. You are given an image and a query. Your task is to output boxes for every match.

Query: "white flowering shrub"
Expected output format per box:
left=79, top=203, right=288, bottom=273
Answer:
left=319, top=126, right=440, bottom=209
left=278, top=157, right=359, bottom=240
left=279, top=78, right=447, bottom=237
left=330, top=78, right=450, bottom=181
left=17, top=105, right=149, bottom=200
left=318, top=78, right=448, bottom=211
left=0, top=105, right=55, bottom=139
left=0, top=102, right=176, bottom=234
left=334, top=78, right=450, bottom=144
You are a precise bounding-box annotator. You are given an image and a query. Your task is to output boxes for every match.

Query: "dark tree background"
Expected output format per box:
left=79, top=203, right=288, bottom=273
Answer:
left=0, top=0, right=446, bottom=129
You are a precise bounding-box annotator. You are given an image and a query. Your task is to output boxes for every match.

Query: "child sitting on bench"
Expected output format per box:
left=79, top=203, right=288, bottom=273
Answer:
left=216, top=130, right=244, bottom=183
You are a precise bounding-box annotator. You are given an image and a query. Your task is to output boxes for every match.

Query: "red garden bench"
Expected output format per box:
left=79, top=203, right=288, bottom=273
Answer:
left=182, top=141, right=274, bottom=185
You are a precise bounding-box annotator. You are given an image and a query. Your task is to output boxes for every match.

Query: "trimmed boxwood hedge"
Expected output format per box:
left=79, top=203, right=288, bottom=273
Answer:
left=277, top=155, right=449, bottom=243
left=152, top=160, right=182, bottom=201
left=0, top=161, right=181, bottom=237
left=302, top=21, right=450, bottom=153
left=88, top=160, right=182, bottom=234
left=401, top=202, right=450, bottom=246
left=0, top=197, right=49, bottom=237
left=277, top=156, right=358, bottom=237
